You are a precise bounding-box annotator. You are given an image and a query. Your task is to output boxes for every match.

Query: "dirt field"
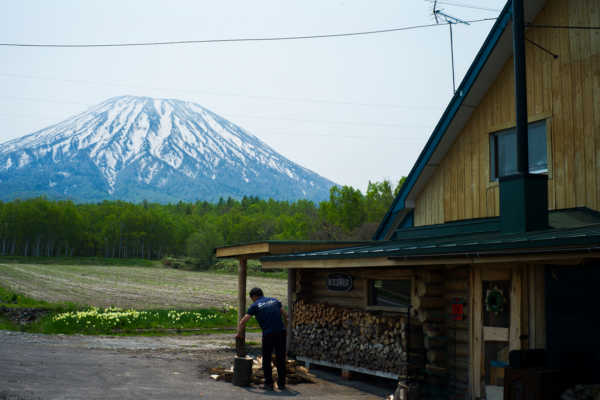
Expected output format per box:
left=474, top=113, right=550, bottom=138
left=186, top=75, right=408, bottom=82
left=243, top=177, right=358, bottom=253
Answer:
left=0, top=330, right=389, bottom=400
left=0, top=263, right=287, bottom=309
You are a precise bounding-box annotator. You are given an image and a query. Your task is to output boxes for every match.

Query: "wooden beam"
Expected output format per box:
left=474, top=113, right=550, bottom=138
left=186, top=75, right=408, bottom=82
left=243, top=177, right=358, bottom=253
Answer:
left=217, top=242, right=270, bottom=258
left=287, top=268, right=296, bottom=352
left=471, top=266, right=483, bottom=398
left=534, top=265, right=546, bottom=348
left=238, top=256, right=248, bottom=345
left=261, top=252, right=600, bottom=270
left=216, top=241, right=365, bottom=259
left=509, top=266, right=523, bottom=351
left=528, top=265, right=536, bottom=349
left=522, top=264, right=530, bottom=350
left=481, top=268, right=512, bottom=281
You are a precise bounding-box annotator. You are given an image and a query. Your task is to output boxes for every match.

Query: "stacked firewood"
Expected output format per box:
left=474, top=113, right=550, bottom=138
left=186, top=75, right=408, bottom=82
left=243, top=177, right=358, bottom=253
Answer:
left=292, top=300, right=415, bottom=374
left=209, top=358, right=317, bottom=385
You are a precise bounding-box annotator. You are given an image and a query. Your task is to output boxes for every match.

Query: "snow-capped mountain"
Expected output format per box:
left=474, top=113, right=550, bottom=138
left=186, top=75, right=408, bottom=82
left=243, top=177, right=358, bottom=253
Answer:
left=0, top=95, right=335, bottom=203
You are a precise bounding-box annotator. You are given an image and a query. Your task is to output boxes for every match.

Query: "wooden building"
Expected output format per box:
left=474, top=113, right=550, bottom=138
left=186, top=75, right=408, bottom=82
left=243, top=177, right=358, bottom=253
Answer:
left=218, top=0, right=600, bottom=398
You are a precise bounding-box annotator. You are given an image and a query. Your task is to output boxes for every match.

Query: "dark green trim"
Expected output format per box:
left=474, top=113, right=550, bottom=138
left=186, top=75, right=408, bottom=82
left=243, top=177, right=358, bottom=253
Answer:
left=374, top=1, right=514, bottom=240
left=264, top=226, right=600, bottom=262
left=391, top=217, right=500, bottom=241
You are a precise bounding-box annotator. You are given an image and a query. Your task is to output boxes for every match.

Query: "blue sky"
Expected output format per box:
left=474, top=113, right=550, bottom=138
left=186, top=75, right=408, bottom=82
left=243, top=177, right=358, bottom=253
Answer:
left=0, top=0, right=506, bottom=192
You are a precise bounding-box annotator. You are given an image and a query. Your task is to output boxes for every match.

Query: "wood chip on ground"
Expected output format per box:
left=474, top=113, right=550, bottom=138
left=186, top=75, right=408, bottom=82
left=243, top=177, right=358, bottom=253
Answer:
left=209, top=357, right=317, bottom=385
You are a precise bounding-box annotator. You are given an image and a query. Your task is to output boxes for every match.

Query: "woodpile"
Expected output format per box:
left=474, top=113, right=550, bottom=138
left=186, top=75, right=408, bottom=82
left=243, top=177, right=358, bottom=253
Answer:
left=209, top=358, right=317, bottom=385
left=292, top=300, right=416, bottom=374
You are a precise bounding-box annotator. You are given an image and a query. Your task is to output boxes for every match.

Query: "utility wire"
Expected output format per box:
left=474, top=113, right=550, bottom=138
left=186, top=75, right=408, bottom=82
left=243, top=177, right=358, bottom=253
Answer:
left=229, top=113, right=434, bottom=129
left=424, top=0, right=500, bottom=13
left=0, top=73, right=442, bottom=111
left=0, top=18, right=497, bottom=48
left=0, top=106, right=432, bottom=130
left=0, top=95, right=89, bottom=106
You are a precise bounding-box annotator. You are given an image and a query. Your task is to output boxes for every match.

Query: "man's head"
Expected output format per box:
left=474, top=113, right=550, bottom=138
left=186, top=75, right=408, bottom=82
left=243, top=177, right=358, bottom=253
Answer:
left=249, top=287, right=263, bottom=302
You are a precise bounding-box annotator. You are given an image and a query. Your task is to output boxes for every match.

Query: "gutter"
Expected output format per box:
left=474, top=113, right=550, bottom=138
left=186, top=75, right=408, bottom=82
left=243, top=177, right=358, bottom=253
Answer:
left=387, top=246, right=600, bottom=261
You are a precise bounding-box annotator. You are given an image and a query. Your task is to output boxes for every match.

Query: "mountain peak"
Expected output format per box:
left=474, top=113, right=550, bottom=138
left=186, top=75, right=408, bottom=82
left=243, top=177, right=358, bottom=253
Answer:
left=0, top=96, right=335, bottom=203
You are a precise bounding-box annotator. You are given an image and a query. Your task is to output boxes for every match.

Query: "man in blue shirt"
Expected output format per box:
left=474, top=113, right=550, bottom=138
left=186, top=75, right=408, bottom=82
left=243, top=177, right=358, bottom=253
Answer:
left=237, top=287, right=288, bottom=390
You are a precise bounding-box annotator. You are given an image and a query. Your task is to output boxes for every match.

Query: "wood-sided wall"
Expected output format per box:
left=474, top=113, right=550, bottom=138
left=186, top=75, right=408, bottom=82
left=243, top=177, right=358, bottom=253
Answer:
left=414, top=0, right=600, bottom=226
left=295, top=267, right=414, bottom=310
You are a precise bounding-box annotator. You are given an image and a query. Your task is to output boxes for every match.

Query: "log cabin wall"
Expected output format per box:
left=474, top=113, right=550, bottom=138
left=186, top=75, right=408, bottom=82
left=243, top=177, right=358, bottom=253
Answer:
left=294, top=267, right=458, bottom=397
left=295, top=268, right=367, bottom=309
left=444, top=267, right=471, bottom=400
left=414, top=0, right=600, bottom=226
left=292, top=268, right=421, bottom=376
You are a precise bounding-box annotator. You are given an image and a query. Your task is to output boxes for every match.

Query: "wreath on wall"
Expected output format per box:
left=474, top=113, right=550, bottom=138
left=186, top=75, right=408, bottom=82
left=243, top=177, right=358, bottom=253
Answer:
left=485, top=286, right=506, bottom=314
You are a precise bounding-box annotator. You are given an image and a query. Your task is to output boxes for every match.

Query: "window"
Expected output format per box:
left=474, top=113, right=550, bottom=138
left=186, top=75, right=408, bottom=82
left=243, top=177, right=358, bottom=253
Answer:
left=490, top=120, right=547, bottom=180
left=368, top=279, right=411, bottom=309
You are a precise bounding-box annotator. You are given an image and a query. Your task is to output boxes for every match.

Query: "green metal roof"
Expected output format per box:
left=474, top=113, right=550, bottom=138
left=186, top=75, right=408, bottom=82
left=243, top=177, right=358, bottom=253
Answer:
left=263, top=208, right=600, bottom=262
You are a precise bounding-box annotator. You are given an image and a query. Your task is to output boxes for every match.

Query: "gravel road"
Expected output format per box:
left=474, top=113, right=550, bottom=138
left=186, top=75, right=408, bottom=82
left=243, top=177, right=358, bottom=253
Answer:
left=0, top=330, right=388, bottom=400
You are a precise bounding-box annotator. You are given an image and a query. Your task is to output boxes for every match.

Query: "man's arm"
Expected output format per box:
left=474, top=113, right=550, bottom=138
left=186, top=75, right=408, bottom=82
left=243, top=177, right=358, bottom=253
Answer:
left=236, top=314, right=252, bottom=338
left=280, top=307, right=288, bottom=329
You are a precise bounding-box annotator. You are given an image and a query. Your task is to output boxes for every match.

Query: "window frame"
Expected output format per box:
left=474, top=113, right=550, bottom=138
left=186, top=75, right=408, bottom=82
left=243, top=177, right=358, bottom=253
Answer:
left=365, top=277, right=413, bottom=312
left=489, top=119, right=549, bottom=182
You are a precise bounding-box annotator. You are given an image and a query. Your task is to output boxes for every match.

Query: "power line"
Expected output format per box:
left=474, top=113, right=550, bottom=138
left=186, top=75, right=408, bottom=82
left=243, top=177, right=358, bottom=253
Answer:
left=0, top=97, right=434, bottom=130
left=260, top=130, right=432, bottom=142
left=424, top=0, right=500, bottom=13
left=0, top=109, right=433, bottom=142
left=0, top=18, right=497, bottom=48
left=229, top=113, right=434, bottom=129
left=0, top=95, right=89, bottom=106
left=0, top=73, right=442, bottom=111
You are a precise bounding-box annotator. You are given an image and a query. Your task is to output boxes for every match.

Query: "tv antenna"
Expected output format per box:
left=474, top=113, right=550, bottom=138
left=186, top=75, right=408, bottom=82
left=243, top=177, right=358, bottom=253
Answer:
left=432, top=1, right=470, bottom=94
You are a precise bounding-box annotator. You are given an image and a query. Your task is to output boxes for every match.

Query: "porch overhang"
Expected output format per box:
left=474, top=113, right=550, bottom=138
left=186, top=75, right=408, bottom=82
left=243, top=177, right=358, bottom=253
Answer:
left=215, top=240, right=368, bottom=259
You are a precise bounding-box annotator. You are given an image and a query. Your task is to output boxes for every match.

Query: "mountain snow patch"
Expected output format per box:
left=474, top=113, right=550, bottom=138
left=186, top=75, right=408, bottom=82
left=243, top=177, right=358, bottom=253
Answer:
left=0, top=95, right=335, bottom=203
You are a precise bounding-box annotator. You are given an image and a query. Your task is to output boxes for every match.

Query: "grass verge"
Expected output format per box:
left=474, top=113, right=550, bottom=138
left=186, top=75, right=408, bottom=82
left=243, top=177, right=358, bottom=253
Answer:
left=0, top=285, right=258, bottom=336
left=36, top=307, right=249, bottom=335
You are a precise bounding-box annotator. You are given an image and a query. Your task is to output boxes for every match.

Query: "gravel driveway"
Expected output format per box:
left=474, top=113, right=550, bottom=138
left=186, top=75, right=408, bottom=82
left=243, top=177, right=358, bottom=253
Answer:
left=0, top=330, right=388, bottom=400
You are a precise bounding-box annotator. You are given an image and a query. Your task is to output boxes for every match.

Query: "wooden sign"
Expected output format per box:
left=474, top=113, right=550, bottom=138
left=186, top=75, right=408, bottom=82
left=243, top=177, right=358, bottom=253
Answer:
left=327, top=273, right=353, bottom=292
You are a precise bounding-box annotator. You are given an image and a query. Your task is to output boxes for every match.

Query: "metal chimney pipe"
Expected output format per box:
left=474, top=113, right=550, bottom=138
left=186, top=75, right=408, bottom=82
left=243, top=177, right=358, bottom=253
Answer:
left=499, top=0, right=548, bottom=233
left=512, top=0, right=529, bottom=174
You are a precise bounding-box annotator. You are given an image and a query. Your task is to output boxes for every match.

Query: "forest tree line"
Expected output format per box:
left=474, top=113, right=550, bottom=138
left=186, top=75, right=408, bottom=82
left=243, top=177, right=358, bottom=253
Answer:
left=0, top=179, right=405, bottom=267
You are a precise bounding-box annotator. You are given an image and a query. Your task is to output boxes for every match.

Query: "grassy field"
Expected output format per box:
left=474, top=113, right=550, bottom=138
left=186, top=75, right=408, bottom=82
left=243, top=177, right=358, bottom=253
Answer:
left=0, top=262, right=287, bottom=310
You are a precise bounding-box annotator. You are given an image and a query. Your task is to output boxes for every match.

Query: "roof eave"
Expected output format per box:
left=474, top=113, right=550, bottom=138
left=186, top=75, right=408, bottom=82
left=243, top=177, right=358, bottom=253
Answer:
left=374, top=1, right=516, bottom=240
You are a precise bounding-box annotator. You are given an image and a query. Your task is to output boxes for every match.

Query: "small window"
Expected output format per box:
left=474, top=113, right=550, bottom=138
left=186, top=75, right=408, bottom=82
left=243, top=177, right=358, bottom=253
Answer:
left=490, top=120, right=547, bottom=180
left=368, top=279, right=411, bottom=309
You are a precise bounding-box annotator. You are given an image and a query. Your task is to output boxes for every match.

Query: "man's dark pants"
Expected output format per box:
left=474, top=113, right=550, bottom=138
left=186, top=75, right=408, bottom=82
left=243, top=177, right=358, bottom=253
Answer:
left=262, top=330, right=286, bottom=387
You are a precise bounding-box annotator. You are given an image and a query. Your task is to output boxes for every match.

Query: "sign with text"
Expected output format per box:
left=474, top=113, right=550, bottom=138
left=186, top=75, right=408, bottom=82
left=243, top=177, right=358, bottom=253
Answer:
left=327, top=273, right=353, bottom=292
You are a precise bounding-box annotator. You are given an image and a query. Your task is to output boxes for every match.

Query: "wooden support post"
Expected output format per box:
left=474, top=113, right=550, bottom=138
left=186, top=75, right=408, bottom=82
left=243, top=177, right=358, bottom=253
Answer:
left=287, top=268, right=296, bottom=352
left=510, top=266, right=523, bottom=351
left=470, top=266, right=483, bottom=399
left=238, top=256, right=248, bottom=351
left=534, top=266, right=546, bottom=348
